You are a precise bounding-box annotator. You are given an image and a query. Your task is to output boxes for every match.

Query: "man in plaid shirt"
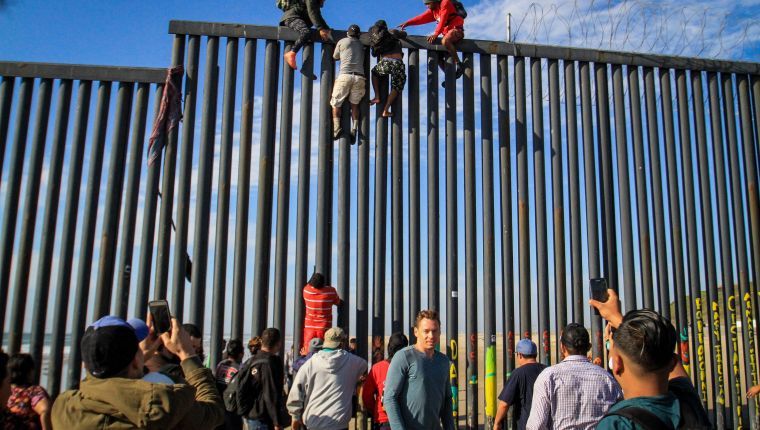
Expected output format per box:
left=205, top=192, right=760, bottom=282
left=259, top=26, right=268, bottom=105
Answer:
left=526, top=323, right=622, bottom=430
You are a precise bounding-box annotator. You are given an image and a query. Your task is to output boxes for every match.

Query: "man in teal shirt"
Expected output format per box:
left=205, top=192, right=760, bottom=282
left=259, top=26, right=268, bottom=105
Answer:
left=591, top=290, right=710, bottom=429
left=383, top=310, right=455, bottom=430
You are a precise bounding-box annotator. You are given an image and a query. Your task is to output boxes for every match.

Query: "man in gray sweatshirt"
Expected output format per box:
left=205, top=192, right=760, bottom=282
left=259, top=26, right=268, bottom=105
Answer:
left=286, top=327, right=367, bottom=430
left=383, top=310, right=455, bottom=430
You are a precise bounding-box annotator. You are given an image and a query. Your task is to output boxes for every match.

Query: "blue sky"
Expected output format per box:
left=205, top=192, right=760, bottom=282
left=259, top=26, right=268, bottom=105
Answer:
left=1, top=0, right=759, bottom=357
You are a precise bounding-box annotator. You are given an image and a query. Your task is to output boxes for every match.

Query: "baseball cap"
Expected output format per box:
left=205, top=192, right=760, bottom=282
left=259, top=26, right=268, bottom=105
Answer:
left=323, top=327, right=346, bottom=349
left=308, top=337, right=324, bottom=353
left=347, top=24, right=360, bottom=38
left=82, top=316, right=148, bottom=378
left=516, top=339, right=537, bottom=355
left=561, top=323, right=591, bottom=352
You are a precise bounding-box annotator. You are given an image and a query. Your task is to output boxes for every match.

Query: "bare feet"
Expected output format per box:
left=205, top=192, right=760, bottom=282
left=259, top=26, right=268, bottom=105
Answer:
left=284, top=51, right=297, bottom=70
left=369, top=97, right=380, bottom=105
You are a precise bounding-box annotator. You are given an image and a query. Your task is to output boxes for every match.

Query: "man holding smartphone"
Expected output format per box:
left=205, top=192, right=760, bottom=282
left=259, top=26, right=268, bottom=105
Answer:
left=52, top=315, right=224, bottom=429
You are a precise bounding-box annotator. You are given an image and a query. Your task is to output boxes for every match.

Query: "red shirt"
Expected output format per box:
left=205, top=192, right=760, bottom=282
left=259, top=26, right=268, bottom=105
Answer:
left=402, top=0, right=465, bottom=38
left=362, top=359, right=391, bottom=423
left=303, top=283, right=340, bottom=329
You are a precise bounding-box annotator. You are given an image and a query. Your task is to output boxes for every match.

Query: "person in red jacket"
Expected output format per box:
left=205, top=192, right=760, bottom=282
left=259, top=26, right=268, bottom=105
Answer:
left=302, top=272, right=341, bottom=351
left=362, top=332, right=409, bottom=430
left=399, top=0, right=466, bottom=82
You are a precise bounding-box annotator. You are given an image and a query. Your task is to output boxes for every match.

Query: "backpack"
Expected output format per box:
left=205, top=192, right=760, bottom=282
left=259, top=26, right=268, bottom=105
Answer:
left=452, top=0, right=468, bottom=19
left=275, top=0, right=303, bottom=11
left=603, top=398, right=712, bottom=430
left=223, top=356, right=270, bottom=415
left=368, top=23, right=398, bottom=57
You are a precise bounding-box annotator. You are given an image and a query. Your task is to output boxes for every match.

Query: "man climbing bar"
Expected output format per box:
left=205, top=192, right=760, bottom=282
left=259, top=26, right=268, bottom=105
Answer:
left=399, top=0, right=466, bottom=85
left=278, top=0, right=332, bottom=71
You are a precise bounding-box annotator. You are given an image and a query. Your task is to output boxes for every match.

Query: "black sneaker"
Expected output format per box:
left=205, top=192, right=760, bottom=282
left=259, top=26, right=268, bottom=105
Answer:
left=455, top=62, right=464, bottom=79
left=333, top=125, right=342, bottom=141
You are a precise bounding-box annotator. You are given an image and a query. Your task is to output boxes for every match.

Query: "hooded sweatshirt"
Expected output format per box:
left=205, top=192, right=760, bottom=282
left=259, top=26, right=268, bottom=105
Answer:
left=286, top=349, right=367, bottom=430
left=51, top=357, right=224, bottom=430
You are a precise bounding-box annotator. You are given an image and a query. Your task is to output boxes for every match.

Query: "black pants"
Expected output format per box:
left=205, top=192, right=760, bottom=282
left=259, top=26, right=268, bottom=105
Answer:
left=284, top=17, right=311, bottom=54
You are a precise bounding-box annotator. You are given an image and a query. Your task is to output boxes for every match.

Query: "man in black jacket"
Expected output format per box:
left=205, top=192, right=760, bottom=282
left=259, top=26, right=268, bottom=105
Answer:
left=245, top=328, right=288, bottom=430
left=280, top=0, right=332, bottom=70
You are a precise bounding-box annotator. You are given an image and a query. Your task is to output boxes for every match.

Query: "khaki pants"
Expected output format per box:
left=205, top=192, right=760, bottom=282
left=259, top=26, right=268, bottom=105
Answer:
left=330, top=74, right=366, bottom=108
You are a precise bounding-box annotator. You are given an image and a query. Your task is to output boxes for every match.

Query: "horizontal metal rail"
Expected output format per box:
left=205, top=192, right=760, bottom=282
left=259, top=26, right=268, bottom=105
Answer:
left=0, top=61, right=167, bottom=83
left=168, top=20, right=760, bottom=74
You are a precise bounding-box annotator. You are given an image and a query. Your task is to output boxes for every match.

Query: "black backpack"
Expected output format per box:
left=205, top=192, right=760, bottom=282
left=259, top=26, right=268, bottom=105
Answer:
left=223, top=356, right=270, bottom=416
left=452, top=0, right=467, bottom=18
left=603, top=398, right=712, bottom=430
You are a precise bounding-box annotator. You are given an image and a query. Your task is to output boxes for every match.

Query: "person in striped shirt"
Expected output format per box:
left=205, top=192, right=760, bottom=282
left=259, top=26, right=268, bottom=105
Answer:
left=302, top=272, right=341, bottom=351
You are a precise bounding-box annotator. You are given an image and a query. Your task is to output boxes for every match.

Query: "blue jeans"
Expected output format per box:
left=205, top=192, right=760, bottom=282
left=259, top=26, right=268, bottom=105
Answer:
left=246, top=420, right=268, bottom=430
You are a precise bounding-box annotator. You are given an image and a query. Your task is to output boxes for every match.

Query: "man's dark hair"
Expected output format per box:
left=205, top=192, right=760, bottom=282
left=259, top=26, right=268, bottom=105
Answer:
left=517, top=352, right=537, bottom=360
left=8, top=353, right=36, bottom=386
left=226, top=339, right=244, bottom=358
left=308, top=272, right=326, bottom=288
left=613, top=309, right=677, bottom=372
left=560, top=323, right=591, bottom=355
left=182, top=323, right=202, bottom=338
left=387, top=332, right=409, bottom=360
left=261, top=328, right=282, bottom=349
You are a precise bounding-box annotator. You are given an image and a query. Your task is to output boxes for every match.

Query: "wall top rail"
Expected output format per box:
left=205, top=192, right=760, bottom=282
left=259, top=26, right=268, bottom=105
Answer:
left=169, top=20, right=760, bottom=75
left=0, top=61, right=167, bottom=84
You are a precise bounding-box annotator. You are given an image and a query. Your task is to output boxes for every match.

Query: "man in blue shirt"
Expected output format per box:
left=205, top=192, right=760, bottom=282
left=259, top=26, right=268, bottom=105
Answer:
left=493, top=339, right=546, bottom=430
left=383, top=310, right=455, bottom=430
left=591, top=290, right=711, bottom=430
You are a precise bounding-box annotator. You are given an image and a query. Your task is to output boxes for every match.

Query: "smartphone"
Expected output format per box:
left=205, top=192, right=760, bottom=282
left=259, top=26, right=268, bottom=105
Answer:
left=148, top=300, right=172, bottom=334
left=590, top=278, right=609, bottom=316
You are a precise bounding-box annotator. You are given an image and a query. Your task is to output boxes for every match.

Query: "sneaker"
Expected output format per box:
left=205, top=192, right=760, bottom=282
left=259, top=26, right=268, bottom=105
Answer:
left=455, top=62, right=464, bottom=79
left=333, top=121, right=342, bottom=141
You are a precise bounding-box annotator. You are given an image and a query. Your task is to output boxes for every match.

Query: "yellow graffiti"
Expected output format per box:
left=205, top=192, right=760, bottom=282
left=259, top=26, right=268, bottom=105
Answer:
left=729, top=295, right=742, bottom=429
left=695, top=298, right=707, bottom=406
left=711, top=301, right=725, bottom=406
left=450, top=339, right=458, bottom=360
left=744, top=292, right=759, bottom=411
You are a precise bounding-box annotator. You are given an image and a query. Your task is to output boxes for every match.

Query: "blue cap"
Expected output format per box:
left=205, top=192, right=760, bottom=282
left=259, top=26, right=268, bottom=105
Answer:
left=516, top=338, right=537, bottom=355
left=89, top=315, right=148, bottom=342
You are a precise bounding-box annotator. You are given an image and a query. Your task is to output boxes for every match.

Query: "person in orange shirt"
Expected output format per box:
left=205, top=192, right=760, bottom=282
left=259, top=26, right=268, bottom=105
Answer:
left=399, top=0, right=466, bottom=83
left=302, top=272, right=341, bottom=351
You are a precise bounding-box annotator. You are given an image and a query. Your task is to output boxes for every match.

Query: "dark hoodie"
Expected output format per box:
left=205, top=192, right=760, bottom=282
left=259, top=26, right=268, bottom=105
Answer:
left=245, top=350, right=289, bottom=427
left=279, top=0, right=328, bottom=31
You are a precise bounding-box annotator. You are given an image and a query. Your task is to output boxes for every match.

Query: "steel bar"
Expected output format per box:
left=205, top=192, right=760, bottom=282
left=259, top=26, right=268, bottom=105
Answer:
left=372, top=68, right=389, bottom=363
left=515, top=57, right=530, bottom=340
left=738, top=75, right=760, bottom=391
left=710, top=71, right=739, bottom=428
left=480, top=53, right=496, bottom=429
left=643, top=67, right=670, bottom=320
left=391, top=58, right=404, bottom=335
left=753, top=76, right=760, bottom=176
left=497, top=54, right=514, bottom=384
left=274, top=41, right=294, bottom=335
left=0, top=77, right=33, bottom=345
left=355, top=49, right=370, bottom=360
left=566, top=61, right=582, bottom=322
left=532, top=58, right=549, bottom=365
left=463, top=52, right=478, bottom=429
left=691, top=70, right=720, bottom=423
left=675, top=69, right=701, bottom=391
left=428, top=51, right=440, bottom=314
left=251, top=39, right=281, bottom=337
left=135, top=85, right=165, bottom=319
left=7, top=78, right=53, bottom=353
left=580, top=62, right=602, bottom=359
left=168, top=21, right=760, bottom=75
left=611, top=64, right=636, bottom=309
left=628, top=66, right=653, bottom=309
left=48, top=80, right=92, bottom=397
left=153, top=35, right=186, bottom=300
left=0, top=76, right=14, bottom=182
left=723, top=72, right=756, bottom=427
left=232, top=38, right=258, bottom=341
left=0, top=61, right=166, bottom=83
left=662, top=69, right=689, bottom=370
left=408, top=48, right=421, bottom=340
left=336, top=58, right=351, bottom=331
left=30, top=78, right=72, bottom=373
left=210, top=37, right=239, bottom=369
left=549, top=58, right=566, bottom=363
left=68, top=80, right=112, bottom=388
left=189, top=36, right=220, bottom=329
left=314, top=43, right=335, bottom=282
left=292, top=43, right=314, bottom=356
left=93, top=81, right=134, bottom=316
left=113, top=82, right=150, bottom=318
left=171, top=34, right=201, bottom=320
left=444, top=55, right=459, bottom=422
